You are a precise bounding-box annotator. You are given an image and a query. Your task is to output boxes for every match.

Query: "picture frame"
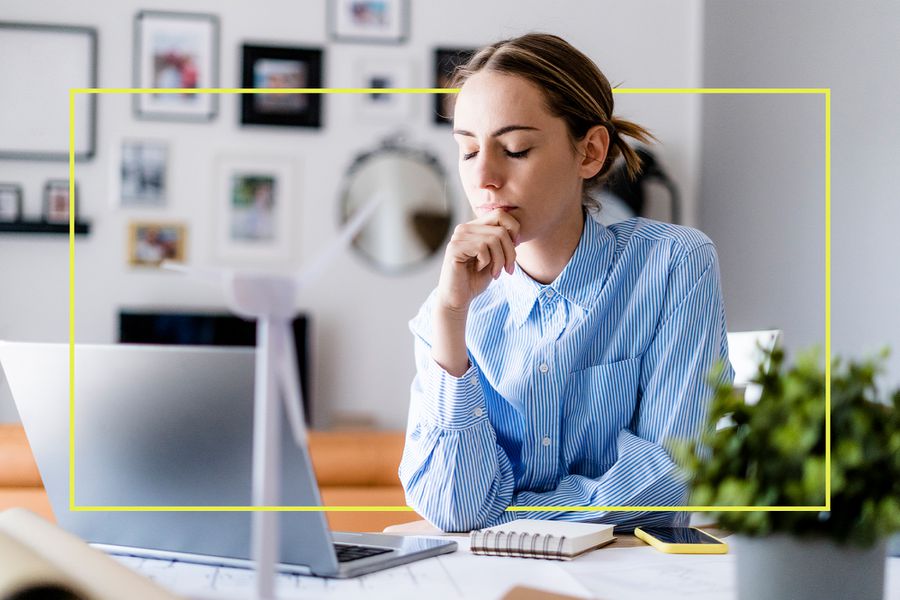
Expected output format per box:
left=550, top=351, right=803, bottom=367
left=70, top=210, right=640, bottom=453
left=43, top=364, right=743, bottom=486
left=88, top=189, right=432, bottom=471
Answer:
left=133, top=11, right=219, bottom=121
left=328, top=0, right=409, bottom=44
left=213, top=156, right=295, bottom=263
left=354, top=58, right=414, bottom=122
left=42, top=179, right=77, bottom=224
left=0, top=184, right=23, bottom=222
left=127, top=221, right=188, bottom=268
left=240, top=44, right=323, bottom=128
left=118, top=139, right=168, bottom=207
left=433, top=47, right=476, bottom=125
left=0, top=22, right=97, bottom=161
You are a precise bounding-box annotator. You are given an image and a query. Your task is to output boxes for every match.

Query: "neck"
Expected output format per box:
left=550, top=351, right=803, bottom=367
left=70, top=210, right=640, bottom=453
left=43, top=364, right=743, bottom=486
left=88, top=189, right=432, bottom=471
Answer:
left=516, top=210, right=585, bottom=285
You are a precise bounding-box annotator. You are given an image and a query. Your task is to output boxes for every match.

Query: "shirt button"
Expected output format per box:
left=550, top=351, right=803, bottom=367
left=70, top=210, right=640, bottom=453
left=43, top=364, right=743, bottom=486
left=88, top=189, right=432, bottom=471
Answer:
left=539, top=363, right=549, bottom=373
left=542, top=436, right=552, bottom=447
left=546, top=289, right=554, bottom=298
left=473, top=407, right=484, bottom=417
left=469, top=375, right=478, bottom=386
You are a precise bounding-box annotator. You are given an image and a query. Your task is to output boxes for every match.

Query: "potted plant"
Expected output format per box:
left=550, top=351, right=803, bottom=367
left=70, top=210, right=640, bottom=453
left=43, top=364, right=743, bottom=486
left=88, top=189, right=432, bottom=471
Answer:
left=675, top=346, right=900, bottom=600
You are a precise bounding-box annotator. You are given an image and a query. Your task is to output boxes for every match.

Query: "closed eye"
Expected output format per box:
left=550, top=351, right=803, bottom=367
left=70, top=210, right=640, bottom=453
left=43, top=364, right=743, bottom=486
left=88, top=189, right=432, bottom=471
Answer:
left=461, top=148, right=531, bottom=161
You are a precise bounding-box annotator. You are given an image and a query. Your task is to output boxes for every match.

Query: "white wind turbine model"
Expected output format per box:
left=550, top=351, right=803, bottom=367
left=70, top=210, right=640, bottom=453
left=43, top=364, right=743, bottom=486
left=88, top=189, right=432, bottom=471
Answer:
left=164, top=195, right=384, bottom=600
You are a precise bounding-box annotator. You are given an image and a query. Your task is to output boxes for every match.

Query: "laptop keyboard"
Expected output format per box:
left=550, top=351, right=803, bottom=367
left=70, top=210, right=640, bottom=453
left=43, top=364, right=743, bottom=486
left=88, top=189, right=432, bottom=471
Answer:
left=333, top=542, right=392, bottom=563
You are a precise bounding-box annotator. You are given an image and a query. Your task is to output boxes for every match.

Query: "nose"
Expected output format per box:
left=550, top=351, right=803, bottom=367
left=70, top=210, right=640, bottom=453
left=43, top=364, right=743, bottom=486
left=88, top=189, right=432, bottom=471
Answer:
left=473, top=148, right=504, bottom=190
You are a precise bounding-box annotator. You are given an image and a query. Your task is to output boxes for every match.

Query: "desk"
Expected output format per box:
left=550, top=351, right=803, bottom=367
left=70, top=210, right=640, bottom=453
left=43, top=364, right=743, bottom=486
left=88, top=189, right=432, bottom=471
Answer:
left=122, top=531, right=900, bottom=600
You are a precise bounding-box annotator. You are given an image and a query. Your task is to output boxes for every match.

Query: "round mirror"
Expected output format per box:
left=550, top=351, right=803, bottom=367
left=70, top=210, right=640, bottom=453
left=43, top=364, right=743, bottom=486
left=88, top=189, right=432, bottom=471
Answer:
left=340, top=137, right=453, bottom=273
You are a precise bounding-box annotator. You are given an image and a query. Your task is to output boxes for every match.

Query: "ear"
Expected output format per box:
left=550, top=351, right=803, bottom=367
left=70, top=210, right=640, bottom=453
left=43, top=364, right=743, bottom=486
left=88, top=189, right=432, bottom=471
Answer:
left=577, top=125, right=610, bottom=180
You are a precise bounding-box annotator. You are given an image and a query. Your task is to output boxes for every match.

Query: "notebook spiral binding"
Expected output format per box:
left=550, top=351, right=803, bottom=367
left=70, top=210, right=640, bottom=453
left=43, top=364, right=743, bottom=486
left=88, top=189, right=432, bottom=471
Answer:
left=470, top=529, right=568, bottom=560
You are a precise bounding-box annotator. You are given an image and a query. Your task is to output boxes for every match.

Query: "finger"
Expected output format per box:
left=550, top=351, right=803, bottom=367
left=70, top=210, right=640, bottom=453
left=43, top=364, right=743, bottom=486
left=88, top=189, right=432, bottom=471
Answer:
left=497, top=229, right=516, bottom=274
left=449, top=239, right=490, bottom=272
left=473, top=209, right=521, bottom=245
left=474, top=225, right=517, bottom=274
left=454, top=223, right=516, bottom=277
left=486, top=237, right=506, bottom=278
left=474, top=245, right=492, bottom=272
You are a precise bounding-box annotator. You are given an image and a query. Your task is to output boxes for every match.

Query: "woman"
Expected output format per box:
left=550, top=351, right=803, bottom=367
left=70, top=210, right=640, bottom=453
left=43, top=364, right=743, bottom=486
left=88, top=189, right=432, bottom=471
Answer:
left=400, top=33, right=733, bottom=532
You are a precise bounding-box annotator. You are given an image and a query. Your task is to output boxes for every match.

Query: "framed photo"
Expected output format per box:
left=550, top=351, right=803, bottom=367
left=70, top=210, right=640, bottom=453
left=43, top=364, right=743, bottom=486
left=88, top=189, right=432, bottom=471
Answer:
left=0, top=22, right=97, bottom=160
left=119, top=139, right=168, bottom=207
left=433, top=47, right=476, bottom=125
left=355, top=58, right=413, bottom=121
left=0, top=184, right=23, bottom=222
left=240, top=44, right=323, bottom=128
left=128, top=221, right=188, bottom=268
left=214, top=156, right=295, bottom=263
left=329, top=0, right=409, bottom=44
left=133, top=11, right=219, bottom=121
left=43, top=180, right=77, bottom=224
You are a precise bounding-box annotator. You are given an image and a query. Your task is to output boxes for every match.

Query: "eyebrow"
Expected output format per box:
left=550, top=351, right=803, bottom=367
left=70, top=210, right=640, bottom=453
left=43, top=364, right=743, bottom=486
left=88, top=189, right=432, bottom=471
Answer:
left=452, top=125, right=540, bottom=138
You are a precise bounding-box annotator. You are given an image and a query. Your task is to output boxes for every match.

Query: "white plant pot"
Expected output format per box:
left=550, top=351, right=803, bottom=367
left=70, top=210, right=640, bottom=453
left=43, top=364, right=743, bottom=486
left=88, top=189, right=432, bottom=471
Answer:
left=734, top=534, right=887, bottom=600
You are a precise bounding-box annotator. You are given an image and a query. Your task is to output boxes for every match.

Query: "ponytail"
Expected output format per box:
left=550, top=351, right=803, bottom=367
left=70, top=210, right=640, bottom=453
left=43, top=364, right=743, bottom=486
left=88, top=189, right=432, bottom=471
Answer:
left=607, top=116, right=657, bottom=181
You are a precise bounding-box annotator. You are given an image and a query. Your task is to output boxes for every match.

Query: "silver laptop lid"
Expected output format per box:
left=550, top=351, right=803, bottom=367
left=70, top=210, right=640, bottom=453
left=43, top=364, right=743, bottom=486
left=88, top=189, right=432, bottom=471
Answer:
left=0, top=341, right=340, bottom=575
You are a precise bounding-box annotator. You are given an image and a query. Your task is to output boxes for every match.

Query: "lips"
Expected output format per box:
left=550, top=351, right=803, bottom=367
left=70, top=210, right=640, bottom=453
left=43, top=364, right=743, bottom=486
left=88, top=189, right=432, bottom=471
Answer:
left=478, top=205, right=517, bottom=212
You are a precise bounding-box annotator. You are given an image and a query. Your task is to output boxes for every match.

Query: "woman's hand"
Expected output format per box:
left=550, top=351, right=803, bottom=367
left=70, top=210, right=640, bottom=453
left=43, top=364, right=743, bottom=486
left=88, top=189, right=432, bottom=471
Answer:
left=436, top=209, right=521, bottom=315
left=430, top=209, right=520, bottom=376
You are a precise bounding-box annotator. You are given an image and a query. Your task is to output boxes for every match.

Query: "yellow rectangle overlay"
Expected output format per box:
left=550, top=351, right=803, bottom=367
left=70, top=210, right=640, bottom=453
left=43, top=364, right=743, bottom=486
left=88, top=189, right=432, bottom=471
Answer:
left=69, top=87, right=831, bottom=513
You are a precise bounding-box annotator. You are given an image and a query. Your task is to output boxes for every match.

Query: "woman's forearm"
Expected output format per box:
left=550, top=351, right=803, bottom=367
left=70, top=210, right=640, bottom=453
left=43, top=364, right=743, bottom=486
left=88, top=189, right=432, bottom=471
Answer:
left=430, top=305, right=470, bottom=377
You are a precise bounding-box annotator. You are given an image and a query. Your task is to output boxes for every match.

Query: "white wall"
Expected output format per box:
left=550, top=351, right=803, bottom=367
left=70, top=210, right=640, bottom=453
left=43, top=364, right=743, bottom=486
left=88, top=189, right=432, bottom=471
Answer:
left=0, top=0, right=705, bottom=427
left=699, top=0, right=900, bottom=383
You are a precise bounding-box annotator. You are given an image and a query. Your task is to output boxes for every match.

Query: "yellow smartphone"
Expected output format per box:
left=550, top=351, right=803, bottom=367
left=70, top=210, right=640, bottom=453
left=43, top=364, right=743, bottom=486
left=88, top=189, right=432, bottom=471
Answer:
left=634, top=526, right=729, bottom=554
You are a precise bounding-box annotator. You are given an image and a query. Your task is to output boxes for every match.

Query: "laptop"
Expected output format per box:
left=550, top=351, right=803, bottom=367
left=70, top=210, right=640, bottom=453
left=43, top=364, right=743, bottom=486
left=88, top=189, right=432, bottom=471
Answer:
left=0, top=341, right=455, bottom=578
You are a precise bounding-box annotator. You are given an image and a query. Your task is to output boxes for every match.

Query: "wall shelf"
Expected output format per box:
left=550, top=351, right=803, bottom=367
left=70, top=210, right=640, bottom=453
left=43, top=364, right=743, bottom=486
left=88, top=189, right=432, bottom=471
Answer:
left=0, top=220, right=91, bottom=235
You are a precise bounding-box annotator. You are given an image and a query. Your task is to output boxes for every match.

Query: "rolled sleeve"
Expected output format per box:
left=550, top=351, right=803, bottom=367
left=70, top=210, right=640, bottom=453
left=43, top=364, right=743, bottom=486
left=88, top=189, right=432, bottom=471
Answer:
left=399, top=294, right=515, bottom=531
left=418, top=359, right=490, bottom=430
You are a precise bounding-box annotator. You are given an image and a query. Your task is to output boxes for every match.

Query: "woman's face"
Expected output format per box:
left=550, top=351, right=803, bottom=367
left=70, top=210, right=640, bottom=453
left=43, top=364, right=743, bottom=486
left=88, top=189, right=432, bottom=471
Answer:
left=452, top=71, right=585, bottom=243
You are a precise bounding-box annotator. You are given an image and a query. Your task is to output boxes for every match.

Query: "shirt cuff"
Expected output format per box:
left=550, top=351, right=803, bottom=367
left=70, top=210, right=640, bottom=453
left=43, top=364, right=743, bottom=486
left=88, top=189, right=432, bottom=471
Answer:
left=418, top=358, right=489, bottom=430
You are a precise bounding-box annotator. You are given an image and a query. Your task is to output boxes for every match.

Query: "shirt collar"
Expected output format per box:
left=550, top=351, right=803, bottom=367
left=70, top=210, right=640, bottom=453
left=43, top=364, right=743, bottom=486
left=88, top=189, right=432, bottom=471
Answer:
left=503, top=214, right=615, bottom=327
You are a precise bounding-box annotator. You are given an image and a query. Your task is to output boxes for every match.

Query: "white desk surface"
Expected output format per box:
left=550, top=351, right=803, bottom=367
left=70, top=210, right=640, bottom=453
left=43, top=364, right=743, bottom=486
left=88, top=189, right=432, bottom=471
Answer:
left=121, top=533, right=900, bottom=600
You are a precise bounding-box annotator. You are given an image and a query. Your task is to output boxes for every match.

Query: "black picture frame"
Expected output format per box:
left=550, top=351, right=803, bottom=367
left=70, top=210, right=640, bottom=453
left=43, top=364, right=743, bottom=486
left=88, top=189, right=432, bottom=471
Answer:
left=133, top=10, right=219, bottom=122
left=0, top=22, right=97, bottom=161
left=0, top=184, right=23, bottom=223
left=328, top=0, right=409, bottom=44
left=42, top=179, right=77, bottom=224
left=240, top=44, right=323, bottom=129
left=433, top=47, right=476, bottom=125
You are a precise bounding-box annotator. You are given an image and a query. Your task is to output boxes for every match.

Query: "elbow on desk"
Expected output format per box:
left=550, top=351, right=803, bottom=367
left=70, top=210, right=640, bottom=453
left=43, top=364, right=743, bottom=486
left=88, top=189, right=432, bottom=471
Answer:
left=405, top=495, right=488, bottom=533
left=400, top=476, right=495, bottom=533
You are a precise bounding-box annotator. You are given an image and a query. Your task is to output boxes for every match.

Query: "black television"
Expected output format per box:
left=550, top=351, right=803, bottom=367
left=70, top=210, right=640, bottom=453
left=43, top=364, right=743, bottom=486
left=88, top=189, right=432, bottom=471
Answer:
left=118, top=309, right=311, bottom=424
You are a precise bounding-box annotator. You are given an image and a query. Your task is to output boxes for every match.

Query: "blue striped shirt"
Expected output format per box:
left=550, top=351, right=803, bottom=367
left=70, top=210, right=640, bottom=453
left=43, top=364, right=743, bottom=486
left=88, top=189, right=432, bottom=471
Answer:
left=400, top=215, right=733, bottom=532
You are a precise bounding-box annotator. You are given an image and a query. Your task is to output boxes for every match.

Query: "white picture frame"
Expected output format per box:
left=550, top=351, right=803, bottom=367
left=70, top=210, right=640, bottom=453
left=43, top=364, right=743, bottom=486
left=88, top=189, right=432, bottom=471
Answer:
left=213, top=156, right=295, bottom=263
left=329, top=0, right=409, bottom=44
left=133, top=11, right=219, bottom=121
left=0, top=22, right=97, bottom=160
left=117, top=139, right=168, bottom=208
left=355, top=58, right=414, bottom=122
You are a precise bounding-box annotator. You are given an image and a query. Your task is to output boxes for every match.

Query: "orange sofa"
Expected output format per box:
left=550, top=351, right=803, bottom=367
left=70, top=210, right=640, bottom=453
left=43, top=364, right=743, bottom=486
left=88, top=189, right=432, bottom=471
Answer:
left=0, top=424, right=421, bottom=533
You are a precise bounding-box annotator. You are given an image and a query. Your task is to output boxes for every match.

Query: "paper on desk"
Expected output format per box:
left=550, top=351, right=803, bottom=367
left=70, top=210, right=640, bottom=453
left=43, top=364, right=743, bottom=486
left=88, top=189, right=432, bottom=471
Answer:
left=138, top=551, right=592, bottom=600
left=562, top=546, right=735, bottom=600
left=434, top=553, right=592, bottom=599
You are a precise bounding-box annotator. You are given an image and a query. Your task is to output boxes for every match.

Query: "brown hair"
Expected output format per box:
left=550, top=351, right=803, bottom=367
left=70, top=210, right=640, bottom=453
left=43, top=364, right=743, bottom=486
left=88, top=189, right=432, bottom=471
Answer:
left=449, top=33, right=656, bottom=212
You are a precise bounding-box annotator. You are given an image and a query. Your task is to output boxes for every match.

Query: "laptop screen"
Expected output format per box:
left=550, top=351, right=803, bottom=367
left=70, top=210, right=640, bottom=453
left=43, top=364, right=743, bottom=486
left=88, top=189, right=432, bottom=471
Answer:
left=118, top=309, right=310, bottom=423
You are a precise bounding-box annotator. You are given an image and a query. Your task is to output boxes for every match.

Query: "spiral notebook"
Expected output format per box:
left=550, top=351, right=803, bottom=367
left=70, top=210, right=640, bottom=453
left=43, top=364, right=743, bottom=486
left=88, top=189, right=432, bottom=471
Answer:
left=469, top=519, right=615, bottom=560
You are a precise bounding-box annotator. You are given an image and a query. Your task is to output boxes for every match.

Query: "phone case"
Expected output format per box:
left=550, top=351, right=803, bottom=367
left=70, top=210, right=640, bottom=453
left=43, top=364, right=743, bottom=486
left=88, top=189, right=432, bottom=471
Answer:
left=634, top=527, right=729, bottom=554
